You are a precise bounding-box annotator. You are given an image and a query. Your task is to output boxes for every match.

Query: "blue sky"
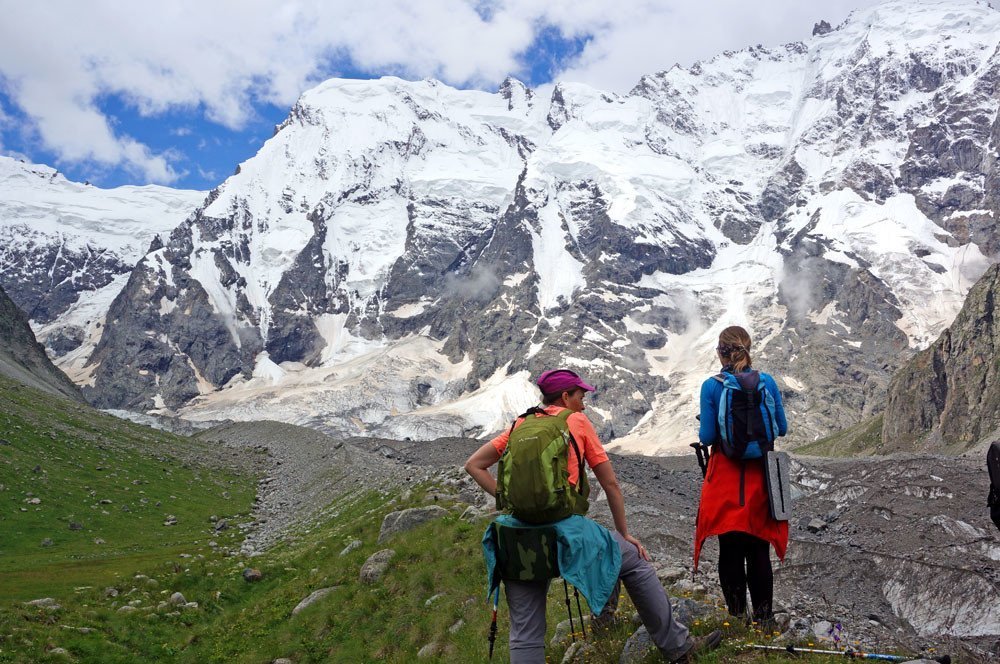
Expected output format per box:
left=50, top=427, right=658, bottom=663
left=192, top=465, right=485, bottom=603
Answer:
left=0, top=1, right=876, bottom=192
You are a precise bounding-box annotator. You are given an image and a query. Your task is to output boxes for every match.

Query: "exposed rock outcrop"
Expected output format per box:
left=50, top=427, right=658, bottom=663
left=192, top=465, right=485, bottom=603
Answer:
left=0, top=284, right=83, bottom=401
left=881, top=263, right=1000, bottom=451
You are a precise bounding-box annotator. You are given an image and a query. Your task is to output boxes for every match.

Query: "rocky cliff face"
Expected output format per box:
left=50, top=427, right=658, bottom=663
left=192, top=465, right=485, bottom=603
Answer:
left=12, top=1, right=1000, bottom=452
left=0, top=284, right=83, bottom=401
left=882, top=263, right=1000, bottom=451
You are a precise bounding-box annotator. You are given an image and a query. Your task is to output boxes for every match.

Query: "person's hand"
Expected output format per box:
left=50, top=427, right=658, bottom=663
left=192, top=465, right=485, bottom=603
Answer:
left=624, top=534, right=650, bottom=561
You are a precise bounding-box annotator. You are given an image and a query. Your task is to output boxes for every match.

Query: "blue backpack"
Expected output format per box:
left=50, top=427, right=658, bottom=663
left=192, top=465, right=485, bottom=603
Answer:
left=713, top=370, right=779, bottom=460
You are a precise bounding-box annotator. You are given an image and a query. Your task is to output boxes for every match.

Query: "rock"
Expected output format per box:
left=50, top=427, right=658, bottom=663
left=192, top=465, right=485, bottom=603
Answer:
left=169, top=592, right=186, bottom=605
left=460, top=505, right=483, bottom=521
left=272, top=659, right=294, bottom=664
left=670, top=597, right=714, bottom=626
left=117, top=605, right=138, bottom=613
left=550, top=615, right=592, bottom=647
left=68, top=521, right=83, bottom=531
left=243, top=568, right=263, bottom=583
left=655, top=566, right=686, bottom=584
left=26, top=497, right=41, bottom=505
left=104, top=588, right=119, bottom=598
left=24, top=598, right=60, bottom=609
left=292, top=587, right=338, bottom=615
left=359, top=549, right=396, bottom=584
left=378, top=506, right=449, bottom=543
left=340, top=539, right=362, bottom=556
left=163, top=515, right=178, bottom=526
left=93, top=538, right=105, bottom=545
left=184, top=602, right=199, bottom=609
left=561, top=641, right=596, bottom=663
left=41, top=538, right=54, bottom=547
left=807, top=518, right=827, bottom=533
left=812, top=620, right=834, bottom=640
left=671, top=579, right=705, bottom=594
left=448, top=619, right=464, bottom=634
left=48, top=647, right=70, bottom=657
left=424, top=593, right=445, bottom=607
left=619, top=625, right=657, bottom=663
left=416, top=642, right=441, bottom=658
left=214, top=519, right=228, bottom=531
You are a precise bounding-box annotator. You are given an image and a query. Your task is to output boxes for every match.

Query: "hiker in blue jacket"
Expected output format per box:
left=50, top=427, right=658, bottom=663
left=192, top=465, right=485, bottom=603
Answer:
left=694, top=325, right=788, bottom=627
left=466, top=368, right=721, bottom=663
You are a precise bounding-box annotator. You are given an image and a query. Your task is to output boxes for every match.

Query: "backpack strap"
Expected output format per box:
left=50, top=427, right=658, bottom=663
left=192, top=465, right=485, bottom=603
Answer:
left=552, top=409, right=586, bottom=493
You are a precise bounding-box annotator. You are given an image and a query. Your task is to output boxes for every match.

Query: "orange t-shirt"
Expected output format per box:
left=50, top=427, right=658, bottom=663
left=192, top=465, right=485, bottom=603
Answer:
left=489, top=405, right=609, bottom=486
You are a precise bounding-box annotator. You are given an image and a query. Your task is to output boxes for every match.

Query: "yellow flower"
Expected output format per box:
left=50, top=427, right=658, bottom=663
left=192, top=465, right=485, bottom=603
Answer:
left=722, top=621, right=730, bottom=627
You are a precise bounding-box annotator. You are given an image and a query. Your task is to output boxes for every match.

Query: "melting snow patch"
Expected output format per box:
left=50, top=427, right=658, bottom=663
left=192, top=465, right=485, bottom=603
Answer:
left=388, top=301, right=427, bottom=318
left=252, top=352, right=286, bottom=383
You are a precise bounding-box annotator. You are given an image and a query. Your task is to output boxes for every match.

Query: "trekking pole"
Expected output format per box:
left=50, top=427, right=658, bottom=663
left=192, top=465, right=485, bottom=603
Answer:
left=746, top=644, right=951, bottom=663
left=562, top=579, right=577, bottom=643
left=487, top=589, right=499, bottom=660
left=573, top=585, right=587, bottom=638
left=690, top=442, right=708, bottom=478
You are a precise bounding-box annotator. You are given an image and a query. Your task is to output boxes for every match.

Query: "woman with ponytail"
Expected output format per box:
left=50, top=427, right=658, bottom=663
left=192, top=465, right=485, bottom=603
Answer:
left=693, top=325, right=788, bottom=628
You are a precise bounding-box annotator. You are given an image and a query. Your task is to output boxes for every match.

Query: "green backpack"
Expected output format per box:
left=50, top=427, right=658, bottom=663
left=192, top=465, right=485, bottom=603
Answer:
left=495, top=407, right=590, bottom=524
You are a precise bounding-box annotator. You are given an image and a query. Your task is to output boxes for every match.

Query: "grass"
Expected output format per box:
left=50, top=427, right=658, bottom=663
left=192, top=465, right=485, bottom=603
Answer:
left=795, top=415, right=884, bottom=457
left=0, top=373, right=255, bottom=601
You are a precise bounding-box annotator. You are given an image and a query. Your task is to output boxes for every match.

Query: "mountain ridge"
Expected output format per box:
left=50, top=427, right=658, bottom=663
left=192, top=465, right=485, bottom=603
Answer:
left=3, top=0, right=999, bottom=453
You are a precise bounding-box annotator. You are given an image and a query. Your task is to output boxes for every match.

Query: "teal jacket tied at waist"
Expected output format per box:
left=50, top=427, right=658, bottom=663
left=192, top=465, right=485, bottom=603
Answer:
left=482, top=514, right=622, bottom=615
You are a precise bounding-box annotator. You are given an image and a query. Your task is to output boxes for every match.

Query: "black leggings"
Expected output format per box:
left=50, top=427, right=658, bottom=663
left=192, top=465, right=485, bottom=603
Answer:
left=717, top=531, right=773, bottom=621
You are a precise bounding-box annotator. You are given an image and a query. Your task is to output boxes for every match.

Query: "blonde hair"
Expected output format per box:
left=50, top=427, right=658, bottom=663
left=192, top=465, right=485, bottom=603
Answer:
left=718, top=325, right=752, bottom=372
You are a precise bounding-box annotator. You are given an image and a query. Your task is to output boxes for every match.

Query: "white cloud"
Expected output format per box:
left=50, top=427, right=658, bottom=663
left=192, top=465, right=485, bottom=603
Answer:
left=0, top=0, right=886, bottom=183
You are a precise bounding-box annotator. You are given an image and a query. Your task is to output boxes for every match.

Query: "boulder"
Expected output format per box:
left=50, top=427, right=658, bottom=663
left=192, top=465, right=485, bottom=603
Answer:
left=169, top=592, right=186, bottom=606
left=339, top=539, right=362, bottom=556
left=619, top=625, right=657, bottom=663
left=24, top=597, right=60, bottom=609
left=806, top=518, right=827, bottom=533
left=550, top=615, right=592, bottom=647
left=291, top=587, right=338, bottom=616
left=416, top=642, right=441, bottom=658
left=378, top=506, right=449, bottom=543
left=360, top=549, right=396, bottom=584
left=561, top=641, right=596, bottom=663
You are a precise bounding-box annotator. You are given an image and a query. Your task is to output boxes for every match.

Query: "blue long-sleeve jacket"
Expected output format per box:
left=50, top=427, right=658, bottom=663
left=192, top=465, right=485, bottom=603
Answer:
left=698, top=369, right=787, bottom=446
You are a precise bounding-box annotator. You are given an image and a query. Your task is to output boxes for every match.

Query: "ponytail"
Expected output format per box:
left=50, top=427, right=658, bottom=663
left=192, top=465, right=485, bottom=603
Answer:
left=717, top=326, right=753, bottom=372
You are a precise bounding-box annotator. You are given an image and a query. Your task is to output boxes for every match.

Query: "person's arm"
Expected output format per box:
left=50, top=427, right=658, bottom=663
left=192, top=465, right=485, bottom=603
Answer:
left=698, top=378, right=718, bottom=445
left=765, top=374, right=788, bottom=437
left=464, top=442, right=502, bottom=496
left=592, top=460, right=650, bottom=561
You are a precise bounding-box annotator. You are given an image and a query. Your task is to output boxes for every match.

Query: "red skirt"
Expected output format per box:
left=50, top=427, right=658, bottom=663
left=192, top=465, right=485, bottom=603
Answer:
left=693, top=450, right=788, bottom=572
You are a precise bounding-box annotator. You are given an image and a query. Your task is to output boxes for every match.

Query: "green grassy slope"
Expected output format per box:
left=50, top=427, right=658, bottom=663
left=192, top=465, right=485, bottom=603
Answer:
left=794, top=415, right=884, bottom=457
left=0, top=374, right=255, bottom=601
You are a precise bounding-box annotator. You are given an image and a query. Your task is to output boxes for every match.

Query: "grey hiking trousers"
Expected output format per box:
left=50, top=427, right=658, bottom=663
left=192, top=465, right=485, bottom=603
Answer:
left=504, top=530, right=691, bottom=663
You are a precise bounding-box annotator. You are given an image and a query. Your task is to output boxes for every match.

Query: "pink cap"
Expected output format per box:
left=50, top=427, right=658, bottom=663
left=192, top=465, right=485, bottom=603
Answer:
left=536, top=368, right=595, bottom=395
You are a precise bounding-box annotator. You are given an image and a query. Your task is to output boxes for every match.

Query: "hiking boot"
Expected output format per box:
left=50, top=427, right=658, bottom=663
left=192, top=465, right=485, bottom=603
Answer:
left=669, top=629, right=723, bottom=663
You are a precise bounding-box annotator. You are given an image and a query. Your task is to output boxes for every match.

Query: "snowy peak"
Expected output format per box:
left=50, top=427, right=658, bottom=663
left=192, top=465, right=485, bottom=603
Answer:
left=0, top=155, right=204, bottom=381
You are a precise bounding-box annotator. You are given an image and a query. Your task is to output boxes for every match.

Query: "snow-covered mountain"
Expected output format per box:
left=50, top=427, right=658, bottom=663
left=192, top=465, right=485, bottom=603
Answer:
left=0, top=156, right=204, bottom=383
left=23, top=0, right=1000, bottom=453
